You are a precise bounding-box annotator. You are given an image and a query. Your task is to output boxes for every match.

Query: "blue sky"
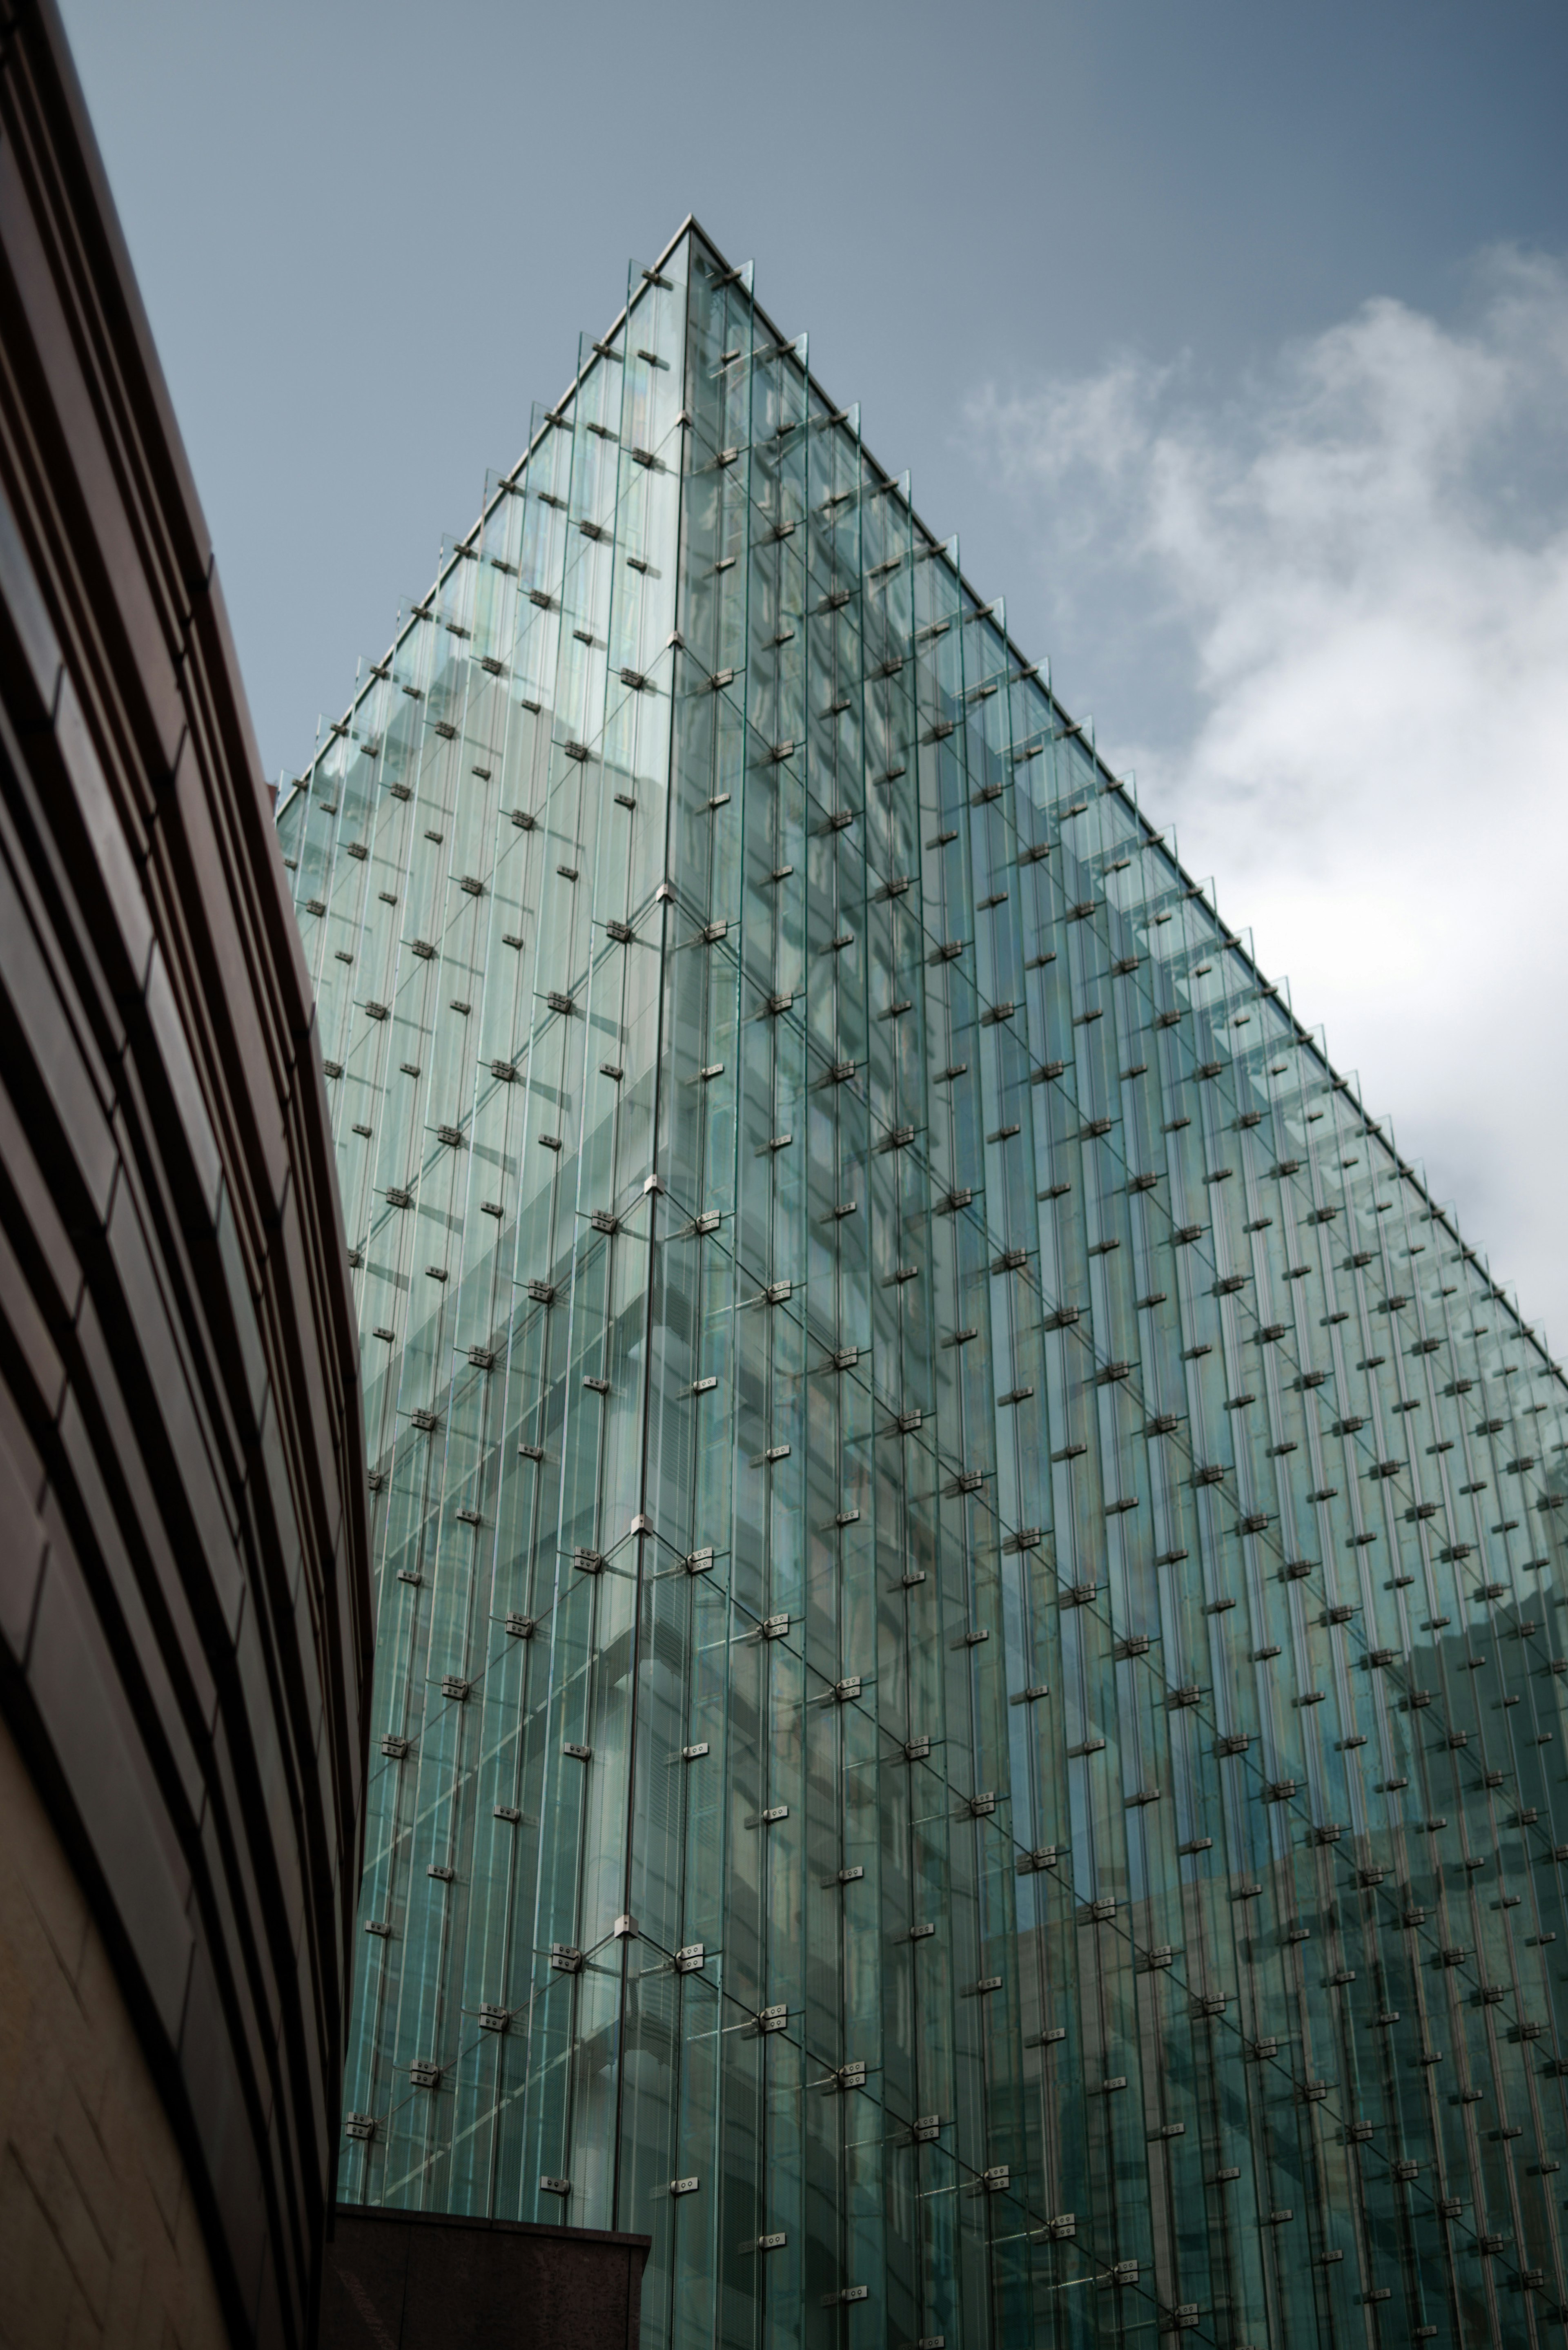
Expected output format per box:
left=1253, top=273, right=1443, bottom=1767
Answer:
left=60, top=0, right=1568, bottom=1338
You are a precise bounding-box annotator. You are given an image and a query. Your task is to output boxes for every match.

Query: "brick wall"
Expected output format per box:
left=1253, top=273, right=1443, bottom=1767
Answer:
left=321, top=2206, right=650, bottom=2350
left=0, top=1713, right=229, bottom=2350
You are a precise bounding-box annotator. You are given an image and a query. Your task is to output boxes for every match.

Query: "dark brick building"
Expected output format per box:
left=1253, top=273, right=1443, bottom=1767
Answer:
left=0, top=5, right=372, bottom=2343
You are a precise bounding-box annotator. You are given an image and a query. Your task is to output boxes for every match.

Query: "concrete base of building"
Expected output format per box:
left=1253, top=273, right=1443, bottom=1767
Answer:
left=0, top=1711, right=230, bottom=2350
left=320, top=2205, right=651, bottom=2350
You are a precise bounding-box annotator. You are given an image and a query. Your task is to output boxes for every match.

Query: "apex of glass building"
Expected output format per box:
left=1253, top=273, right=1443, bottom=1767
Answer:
left=276, top=220, right=1568, bottom=2346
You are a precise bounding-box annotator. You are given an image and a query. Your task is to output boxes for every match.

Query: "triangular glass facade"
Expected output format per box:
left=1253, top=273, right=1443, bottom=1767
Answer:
left=277, top=222, right=1568, bottom=2347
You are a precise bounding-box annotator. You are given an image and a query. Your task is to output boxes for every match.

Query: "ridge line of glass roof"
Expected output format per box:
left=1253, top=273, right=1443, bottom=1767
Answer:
left=278, top=215, right=702, bottom=809
left=274, top=218, right=1566, bottom=1385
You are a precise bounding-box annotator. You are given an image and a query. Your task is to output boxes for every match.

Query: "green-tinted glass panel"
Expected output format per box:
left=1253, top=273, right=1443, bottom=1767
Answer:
left=275, top=225, right=1568, bottom=2350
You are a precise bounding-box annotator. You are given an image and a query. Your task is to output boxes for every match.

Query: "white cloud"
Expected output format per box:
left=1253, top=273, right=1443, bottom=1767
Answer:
left=967, top=252, right=1568, bottom=1348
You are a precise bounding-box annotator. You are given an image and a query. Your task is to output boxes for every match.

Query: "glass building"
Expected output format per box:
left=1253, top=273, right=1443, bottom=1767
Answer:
left=276, top=220, right=1568, bottom=2347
